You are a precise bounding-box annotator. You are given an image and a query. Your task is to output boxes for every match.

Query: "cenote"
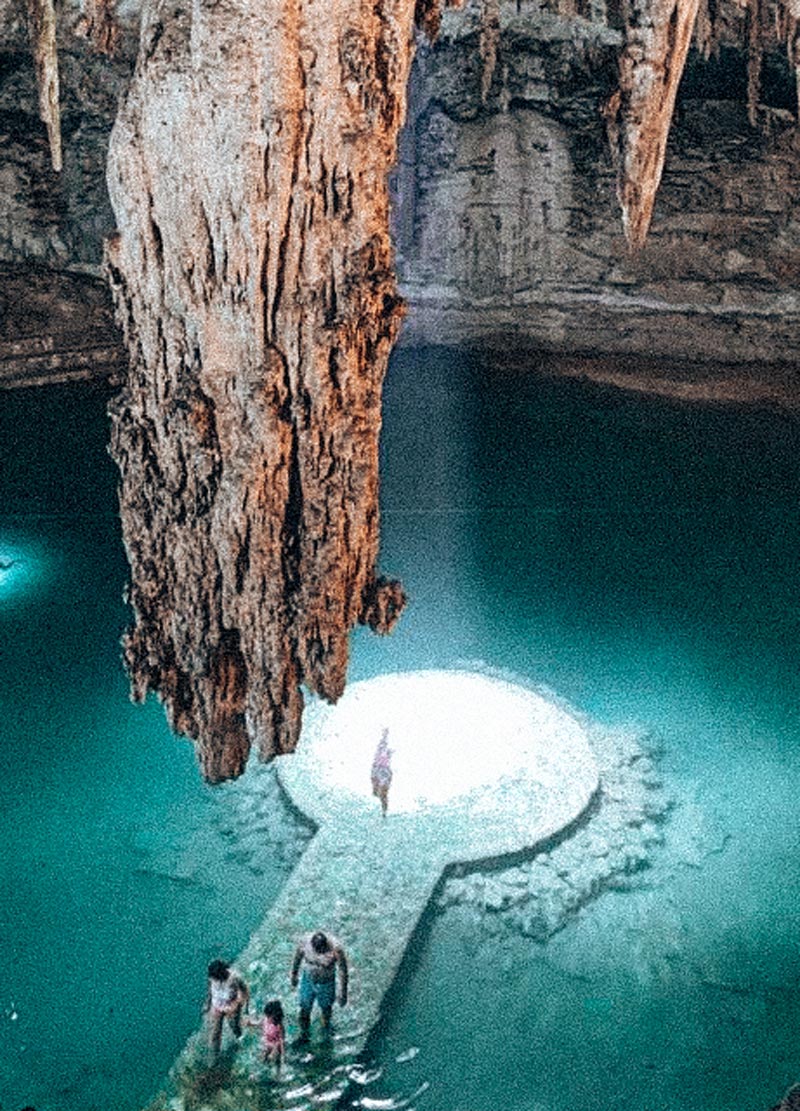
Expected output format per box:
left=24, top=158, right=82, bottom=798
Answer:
left=1, top=346, right=799, bottom=1111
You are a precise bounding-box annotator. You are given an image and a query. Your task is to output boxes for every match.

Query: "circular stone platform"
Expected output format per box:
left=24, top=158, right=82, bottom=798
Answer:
left=277, top=669, right=599, bottom=862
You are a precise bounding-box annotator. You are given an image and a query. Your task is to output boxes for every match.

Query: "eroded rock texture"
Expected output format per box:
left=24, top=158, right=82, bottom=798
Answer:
left=0, top=263, right=126, bottom=386
left=104, top=0, right=447, bottom=779
left=5, top=0, right=800, bottom=365
left=23, top=0, right=62, bottom=171
left=394, top=0, right=800, bottom=360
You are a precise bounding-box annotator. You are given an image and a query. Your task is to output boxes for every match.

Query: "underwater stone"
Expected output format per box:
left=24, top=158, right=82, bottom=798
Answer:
left=156, top=670, right=598, bottom=1110
left=769, top=1083, right=800, bottom=1111
left=437, top=711, right=673, bottom=940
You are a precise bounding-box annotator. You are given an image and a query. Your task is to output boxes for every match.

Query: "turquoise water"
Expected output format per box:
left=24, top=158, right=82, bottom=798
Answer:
left=0, top=384, right=298, bottom=1111
left=1, top=350, right=799, bottom=1111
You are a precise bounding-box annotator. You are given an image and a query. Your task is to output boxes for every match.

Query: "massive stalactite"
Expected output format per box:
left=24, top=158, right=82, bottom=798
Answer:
left=10, top=0, right=795, bottom=779
left=105, top=0, right=455, bottom=780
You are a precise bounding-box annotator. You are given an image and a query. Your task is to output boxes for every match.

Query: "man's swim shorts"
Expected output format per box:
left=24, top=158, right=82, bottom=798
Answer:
left=299, top=970, right=335, bottom=1011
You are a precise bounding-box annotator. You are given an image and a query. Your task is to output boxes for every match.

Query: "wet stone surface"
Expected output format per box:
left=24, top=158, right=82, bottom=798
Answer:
left=147, top=670, right=601, bottom=1110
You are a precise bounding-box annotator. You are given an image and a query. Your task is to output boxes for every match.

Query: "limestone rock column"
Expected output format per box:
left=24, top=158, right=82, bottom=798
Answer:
left=105, top=0, right=444, bottom=780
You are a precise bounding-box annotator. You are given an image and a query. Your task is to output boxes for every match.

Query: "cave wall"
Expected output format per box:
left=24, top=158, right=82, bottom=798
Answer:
left=0, top=261, right=125, bottom=385
left=393, top=1, right=800, bottom=360
left=3, top=0, right=800, bottom=363
left=0, top=1, right=136, bottom=386
left=0, top=0, right=137, bottom=270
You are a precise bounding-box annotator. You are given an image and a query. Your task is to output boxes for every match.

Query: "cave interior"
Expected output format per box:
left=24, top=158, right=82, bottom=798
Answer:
left=1, top=0, right=799, bottom=1109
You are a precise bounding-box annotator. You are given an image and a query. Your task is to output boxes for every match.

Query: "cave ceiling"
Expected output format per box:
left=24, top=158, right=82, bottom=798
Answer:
left=2, top=0, right=799, bottom=778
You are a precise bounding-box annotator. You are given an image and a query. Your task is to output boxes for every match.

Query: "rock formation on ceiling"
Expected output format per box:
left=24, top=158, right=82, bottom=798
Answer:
left=23, top=0, right=61, bottom=170
left=100, top=0, right=454, bottom=781
left=394, top=0, right=800, bottom=359
left=4, top=0, right=800, bottom=362
left=606, top=0, right=800, bottom=250
left=2, top=0, right=800, bottom=776
left=609, top=0, right=703, bottom=249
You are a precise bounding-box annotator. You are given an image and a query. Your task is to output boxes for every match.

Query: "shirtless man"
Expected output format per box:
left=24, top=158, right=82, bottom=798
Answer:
left=204, top=959, right=250, bottom=1055
left=290, top=930, right=349, bottom=1042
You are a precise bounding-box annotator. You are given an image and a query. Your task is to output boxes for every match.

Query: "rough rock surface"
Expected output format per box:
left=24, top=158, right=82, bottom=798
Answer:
left=0, top=262, right=125, bottom=386
left=0, top=0, right=137, bottom=268
left=394, top=0, right=800, bottom=359
left=103, top=0, right=454, bottom=778
left=4, top=0, right=800, bottom=365
left=611, top=0, right=702, bottom=248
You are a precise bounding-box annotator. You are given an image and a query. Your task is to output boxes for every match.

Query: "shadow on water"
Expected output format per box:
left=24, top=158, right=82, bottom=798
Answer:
left=0, top=379, right=119, bottom=518
left=431, top=346, right=800, bottom=736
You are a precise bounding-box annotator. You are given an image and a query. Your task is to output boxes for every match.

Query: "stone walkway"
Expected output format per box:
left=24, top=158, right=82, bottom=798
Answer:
left=149, top=670, right=599, bottom=1111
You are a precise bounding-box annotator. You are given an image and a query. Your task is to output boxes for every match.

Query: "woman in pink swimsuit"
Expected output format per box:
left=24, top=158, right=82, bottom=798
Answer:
left=370, top=728, right=393, bottom=816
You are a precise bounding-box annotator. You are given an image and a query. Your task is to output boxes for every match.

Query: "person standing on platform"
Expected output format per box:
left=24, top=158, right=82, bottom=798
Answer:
left=290, top=930, right=349, bottom=1043
left=204, top=959, right=250, bottom=1056
left=370, top=728, right=393, bottom=817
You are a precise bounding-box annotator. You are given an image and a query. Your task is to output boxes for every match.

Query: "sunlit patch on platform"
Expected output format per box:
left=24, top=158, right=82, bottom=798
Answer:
left=279, top=669, right=599, bottom=842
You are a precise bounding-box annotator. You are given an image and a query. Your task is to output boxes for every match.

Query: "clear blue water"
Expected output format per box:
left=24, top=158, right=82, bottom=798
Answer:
left=0, top=384, right=295, bottom=1111
left=1, top=350, right=799, bottom=1111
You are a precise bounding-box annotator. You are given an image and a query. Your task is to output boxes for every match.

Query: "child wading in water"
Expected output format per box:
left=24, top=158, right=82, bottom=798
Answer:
left=246, top=999, right=286, bottom=1070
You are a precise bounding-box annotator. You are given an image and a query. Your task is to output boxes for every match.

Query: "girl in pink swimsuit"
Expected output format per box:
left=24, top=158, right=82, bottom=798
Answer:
left=247, top=999, right=286, bottom=1069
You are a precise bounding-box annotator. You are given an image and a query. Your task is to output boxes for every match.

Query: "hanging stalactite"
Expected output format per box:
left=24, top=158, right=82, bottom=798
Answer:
left=479, top=0, right=501, bottom=101
left=772, top=0, right=800, bottom=120
left=105, top=0, right=462, bottom=782
left=694, top=0, right=716, bottom=57
left=609, top=0, right=701, bottom=248
left=747, top=0, right=765, bottom=123
left=24, top=0, right=61, bottom=172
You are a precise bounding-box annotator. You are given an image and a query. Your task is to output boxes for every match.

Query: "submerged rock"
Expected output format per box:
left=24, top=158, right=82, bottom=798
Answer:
left=435, top=715, right=674, bottom=940
left=770, top=1084, right=800, bottom=1111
